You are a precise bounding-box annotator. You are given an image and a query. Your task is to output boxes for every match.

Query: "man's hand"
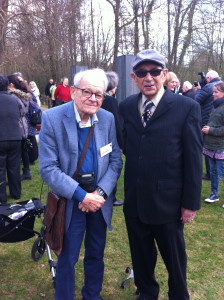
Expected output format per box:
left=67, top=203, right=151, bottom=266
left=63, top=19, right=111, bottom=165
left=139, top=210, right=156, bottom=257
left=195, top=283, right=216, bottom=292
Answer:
left=180, top=208, right=196, bottom=224
left=202, top=126, right=210, bottom=135
left=78, top=192, right=105, bottom=213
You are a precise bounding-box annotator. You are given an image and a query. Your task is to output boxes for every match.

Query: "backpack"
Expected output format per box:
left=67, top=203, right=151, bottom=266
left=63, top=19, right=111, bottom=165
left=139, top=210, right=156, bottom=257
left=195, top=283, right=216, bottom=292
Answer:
left=29, top=100, right=42, bottom=125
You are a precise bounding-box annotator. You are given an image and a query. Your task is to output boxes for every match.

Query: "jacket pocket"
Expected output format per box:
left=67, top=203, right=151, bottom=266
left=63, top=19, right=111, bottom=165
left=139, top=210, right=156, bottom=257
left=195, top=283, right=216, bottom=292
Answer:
left=157, top=178, right=183, bottom=191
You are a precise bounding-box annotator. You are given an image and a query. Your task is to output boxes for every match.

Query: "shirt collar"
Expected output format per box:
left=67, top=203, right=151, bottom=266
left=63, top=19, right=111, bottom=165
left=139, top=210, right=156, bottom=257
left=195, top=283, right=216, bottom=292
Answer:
left=73, top=102, right=98, bottom=128
left=141, top=86, right=165, bottom=108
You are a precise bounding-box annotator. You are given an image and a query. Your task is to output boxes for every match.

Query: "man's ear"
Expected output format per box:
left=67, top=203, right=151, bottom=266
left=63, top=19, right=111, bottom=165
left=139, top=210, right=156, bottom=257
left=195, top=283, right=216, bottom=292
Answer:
left=130, top=72, right=136, bottom=82
left=70, top=86, right=75, bottom=100
left=162, top=69, right=168, bottom=83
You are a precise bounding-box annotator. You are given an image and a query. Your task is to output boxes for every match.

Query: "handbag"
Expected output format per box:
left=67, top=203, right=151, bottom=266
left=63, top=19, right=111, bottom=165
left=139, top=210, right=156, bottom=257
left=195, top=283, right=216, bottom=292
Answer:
left=23, top=138, right=33, bottom=152
left=43, top=125, right=95, bottom=256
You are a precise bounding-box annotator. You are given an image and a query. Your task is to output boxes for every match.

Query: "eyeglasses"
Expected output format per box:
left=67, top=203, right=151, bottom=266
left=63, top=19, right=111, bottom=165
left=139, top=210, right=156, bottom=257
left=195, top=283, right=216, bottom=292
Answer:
left=75, top=86, right=105, bottom=101
left=134, top=68, right=163, bottom=78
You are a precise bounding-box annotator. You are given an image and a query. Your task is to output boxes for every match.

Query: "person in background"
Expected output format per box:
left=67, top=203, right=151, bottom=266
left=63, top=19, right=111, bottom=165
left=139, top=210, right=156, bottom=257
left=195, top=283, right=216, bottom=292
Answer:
left=120, top=49, right=202, bottom=300
left=8, top=75, right=32, bottom=180
left=50, top=82, right=57, bottom=107
left=164, top=71, right=178, bottom=93
left=39, top=68, right=122, bottom=300
left=195, top=70, right=221, bottom=181
left=202, top=81, right=224, bottom=206
left=101, top=71, right=124, bottom=206
left=54, top=77, right=70, bottom=106
left=29, top=81, right=41, bottom=107
left=0, top=75, right=22, bottom=203
left=45, top=78, right=54, bottom=108
left=182, top=81, right=195, bottom=99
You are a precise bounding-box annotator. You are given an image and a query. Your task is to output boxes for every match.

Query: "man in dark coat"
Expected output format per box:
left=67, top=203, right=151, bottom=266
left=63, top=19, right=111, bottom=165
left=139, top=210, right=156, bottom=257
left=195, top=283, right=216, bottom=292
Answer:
left=182, top=81, right=195, bottom=99
left=0, top=75, right=22, bottom=202
left=195, top=70, right=221, bottom=180
left=119, top=49, right=202, bottom=300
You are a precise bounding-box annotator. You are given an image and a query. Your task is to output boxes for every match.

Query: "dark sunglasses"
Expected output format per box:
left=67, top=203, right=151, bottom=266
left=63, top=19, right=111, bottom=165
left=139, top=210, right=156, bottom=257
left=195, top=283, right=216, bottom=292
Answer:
left=134, top=69, right=163, bottom=78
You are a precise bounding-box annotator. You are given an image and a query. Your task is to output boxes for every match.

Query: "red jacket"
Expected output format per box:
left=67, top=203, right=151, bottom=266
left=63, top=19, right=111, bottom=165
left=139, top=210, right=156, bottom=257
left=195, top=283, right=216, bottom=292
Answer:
left=54, top=85, right=71, bottom=102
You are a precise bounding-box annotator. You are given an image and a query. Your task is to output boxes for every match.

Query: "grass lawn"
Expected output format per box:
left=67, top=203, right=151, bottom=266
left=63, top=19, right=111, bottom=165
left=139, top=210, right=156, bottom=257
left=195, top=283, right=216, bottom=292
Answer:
left=0, top=156, right=224, bottom=300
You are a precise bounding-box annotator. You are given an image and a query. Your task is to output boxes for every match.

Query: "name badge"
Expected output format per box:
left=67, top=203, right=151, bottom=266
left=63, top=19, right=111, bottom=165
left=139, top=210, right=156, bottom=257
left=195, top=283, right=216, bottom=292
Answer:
left=100, top=142, right=112, bottom=157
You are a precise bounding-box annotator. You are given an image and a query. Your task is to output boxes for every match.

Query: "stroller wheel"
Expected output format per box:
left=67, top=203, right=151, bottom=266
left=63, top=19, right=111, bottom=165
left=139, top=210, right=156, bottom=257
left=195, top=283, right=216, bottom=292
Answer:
left=31, top=236, right=46, bottom=261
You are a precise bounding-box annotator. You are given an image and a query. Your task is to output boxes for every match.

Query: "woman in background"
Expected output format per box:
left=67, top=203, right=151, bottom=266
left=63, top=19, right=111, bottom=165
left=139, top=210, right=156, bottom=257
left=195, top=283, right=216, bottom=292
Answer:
left=29, top=81, right=41, bottom=107
left=164, top=71, right=178, bottom=93
left=202, top=81, right=224, bottom=208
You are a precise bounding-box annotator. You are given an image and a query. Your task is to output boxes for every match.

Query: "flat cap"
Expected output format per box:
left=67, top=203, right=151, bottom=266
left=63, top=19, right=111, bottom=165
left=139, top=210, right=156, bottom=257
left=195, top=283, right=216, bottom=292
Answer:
left=133, top=49, right=166, bottom=70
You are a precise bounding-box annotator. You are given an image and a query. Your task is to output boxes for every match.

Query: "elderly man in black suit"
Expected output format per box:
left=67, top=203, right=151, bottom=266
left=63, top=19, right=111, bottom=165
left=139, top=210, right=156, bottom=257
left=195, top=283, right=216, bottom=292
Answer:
left=119, top=49, right=202, bottom=300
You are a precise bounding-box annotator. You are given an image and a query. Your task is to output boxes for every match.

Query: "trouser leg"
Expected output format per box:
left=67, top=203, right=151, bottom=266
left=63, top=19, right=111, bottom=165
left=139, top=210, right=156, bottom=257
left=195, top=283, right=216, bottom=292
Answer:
left=209, top=158, right=219, bottom=194
left=55, top=203, right=86, bottom=300
left=7, top=140, right=21, bottom=198
left=154, top=221, right=190, bottom=300
left=124, top=215, right=159, bottom=300
left=82, top=209, right=107, bottom=300
left=0, top=141, right=7, bottom=203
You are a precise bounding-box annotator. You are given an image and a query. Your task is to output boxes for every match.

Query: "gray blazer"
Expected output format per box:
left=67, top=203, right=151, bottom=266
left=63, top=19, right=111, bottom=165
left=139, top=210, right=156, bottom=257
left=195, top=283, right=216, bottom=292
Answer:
left=39, top=101, right=122, bottom=231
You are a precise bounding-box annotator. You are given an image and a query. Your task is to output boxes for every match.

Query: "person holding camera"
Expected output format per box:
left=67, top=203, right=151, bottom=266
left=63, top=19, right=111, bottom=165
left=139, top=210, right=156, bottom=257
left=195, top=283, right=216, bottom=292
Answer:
left=195, top=70, right=221, bottom=181
left=39, top=68, right=122, bottom=300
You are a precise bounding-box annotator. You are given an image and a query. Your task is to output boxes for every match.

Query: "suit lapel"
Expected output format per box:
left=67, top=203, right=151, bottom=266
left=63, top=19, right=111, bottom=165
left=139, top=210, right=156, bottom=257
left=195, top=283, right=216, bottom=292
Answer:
left=62, top=101, right=79, bottom=159
left=94, top=117, right=106, bottom=181
left=145, top=90, right=173, bottom=126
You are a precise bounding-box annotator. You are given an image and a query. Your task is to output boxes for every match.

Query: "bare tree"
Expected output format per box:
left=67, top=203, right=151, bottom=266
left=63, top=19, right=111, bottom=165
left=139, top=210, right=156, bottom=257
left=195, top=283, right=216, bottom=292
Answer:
left=167, top=0, right=199, bottom=72
left=0, top=0, right=8, bottom=71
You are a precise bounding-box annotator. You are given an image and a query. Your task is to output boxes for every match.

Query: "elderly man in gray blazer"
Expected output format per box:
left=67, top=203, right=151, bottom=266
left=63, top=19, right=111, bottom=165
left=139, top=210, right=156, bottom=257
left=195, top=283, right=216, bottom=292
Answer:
left=39, top=68, right=122, bottom=300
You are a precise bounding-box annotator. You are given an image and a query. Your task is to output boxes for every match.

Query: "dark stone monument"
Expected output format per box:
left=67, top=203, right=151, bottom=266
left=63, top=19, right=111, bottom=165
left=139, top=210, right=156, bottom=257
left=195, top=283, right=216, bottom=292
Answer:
left=70, top=65, right=88, bottom=86
left=115, top=55, right=139, bottom=103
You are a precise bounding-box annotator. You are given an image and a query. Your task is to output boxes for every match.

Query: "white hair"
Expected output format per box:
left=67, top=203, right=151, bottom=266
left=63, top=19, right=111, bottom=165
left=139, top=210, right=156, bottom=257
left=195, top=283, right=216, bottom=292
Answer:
left=206, top=70, right=219, bottom=79
left=183, top=81, right=192, bottom=90
left=73, top=68, right=108, bottom=91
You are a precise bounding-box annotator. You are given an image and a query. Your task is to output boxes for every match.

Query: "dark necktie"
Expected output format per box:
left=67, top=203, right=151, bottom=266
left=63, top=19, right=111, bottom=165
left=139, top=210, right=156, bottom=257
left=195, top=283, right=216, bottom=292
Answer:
left=142, top=102, right=154, bottom=126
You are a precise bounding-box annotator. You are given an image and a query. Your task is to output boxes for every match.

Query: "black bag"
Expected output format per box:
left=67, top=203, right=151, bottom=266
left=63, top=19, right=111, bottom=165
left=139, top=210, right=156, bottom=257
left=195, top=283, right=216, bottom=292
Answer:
left=23, top=138, right=33, bottom=152
left=29, top=100, right=42, bottom=125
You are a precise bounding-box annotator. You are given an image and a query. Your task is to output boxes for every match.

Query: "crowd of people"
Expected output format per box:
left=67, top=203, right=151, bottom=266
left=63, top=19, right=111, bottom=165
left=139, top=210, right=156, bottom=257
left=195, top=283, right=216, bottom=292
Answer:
left=1, top=48, right=224, bottom=300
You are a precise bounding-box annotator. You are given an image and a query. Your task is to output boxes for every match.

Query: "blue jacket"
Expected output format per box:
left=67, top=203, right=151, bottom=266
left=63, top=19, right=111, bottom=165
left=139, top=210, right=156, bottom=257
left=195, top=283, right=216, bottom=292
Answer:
left=39, top=101, right=122, bottom=231
left=195, top=77, right=221, bottom=127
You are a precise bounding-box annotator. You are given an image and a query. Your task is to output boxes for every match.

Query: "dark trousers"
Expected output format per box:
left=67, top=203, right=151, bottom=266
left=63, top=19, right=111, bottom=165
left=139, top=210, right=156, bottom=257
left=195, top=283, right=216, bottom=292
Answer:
left=55, top=203, right=107, bottom=300
left=125, top=215, right=189, bottom=300
left=0, top=140, right=21, bottom=202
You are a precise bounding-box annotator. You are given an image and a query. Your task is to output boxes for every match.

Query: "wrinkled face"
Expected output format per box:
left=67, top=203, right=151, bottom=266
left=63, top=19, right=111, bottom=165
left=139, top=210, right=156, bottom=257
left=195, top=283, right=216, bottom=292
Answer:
left=131, top=63, right=168, bottom=99
left=213, top=86, right=224, bottom=100
left=71, top=77, right=105, bottom=121
left=167, top=79, right=178, bottom=91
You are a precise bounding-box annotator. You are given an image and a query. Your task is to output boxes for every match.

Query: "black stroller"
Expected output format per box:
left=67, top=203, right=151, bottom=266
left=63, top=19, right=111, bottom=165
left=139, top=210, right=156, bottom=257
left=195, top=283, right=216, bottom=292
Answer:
left=0, top=198, right=56, bottom=286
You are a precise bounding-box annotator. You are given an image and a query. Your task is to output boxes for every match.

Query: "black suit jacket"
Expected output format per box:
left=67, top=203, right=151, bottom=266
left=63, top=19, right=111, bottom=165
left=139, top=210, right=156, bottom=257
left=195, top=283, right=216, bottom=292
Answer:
left=102, top=95, right=123, bottom=149
left=119, top=89, right=202, bottom=224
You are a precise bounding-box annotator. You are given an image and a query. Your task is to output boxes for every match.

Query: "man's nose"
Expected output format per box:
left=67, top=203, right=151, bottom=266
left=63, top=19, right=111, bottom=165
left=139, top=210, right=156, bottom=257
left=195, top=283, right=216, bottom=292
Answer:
left=144, top=72, right=153, bottom=80
left=89, top=93, right=96, bottom=101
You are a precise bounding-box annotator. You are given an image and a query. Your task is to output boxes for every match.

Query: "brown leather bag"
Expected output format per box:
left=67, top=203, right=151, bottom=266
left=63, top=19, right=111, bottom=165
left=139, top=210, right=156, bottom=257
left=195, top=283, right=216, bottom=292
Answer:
left=43, top=125, right=94, bottom=256
left=43, top=192, right=66, bottom=256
